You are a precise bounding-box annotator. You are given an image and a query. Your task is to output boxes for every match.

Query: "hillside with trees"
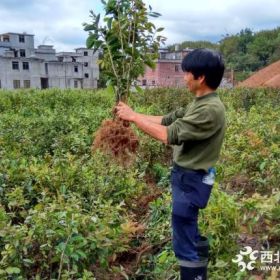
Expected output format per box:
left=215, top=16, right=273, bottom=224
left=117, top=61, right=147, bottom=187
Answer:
left=169, top=27, right=280, bottom=82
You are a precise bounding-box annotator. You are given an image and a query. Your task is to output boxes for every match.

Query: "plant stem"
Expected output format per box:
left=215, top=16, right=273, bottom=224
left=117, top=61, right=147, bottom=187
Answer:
left=101, top=33, right=120, bottom=101
left=126, top=0, right=137, bottom=97
left=57, top=233, right=72, bottom=280
left=117, top=3, right=126, bottom=86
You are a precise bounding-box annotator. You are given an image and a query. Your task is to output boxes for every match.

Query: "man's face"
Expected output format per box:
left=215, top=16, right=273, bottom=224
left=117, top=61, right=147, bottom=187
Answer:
left=183, top=72, right=201, bottom=93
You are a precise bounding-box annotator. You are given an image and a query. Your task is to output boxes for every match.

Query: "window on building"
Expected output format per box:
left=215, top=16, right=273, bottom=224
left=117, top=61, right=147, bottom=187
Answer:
left=142, top=79, right=147, bottom=86
left=74, top=80, right=78, bottom=88
left=3, top=35, right=9, bottom=42
left=152, top=80, right=155, bottom=86
left=84, top=73, right=89, bottom=78
left=0, top=80, right=1, bottom=88
left=12, top=61, right=19, bottom=70
left=74, top=66, right=78, bottom=73
left=84, top=62, right=88, bottom=67
left=13, top=80, right=20, bottom=89
left=24, top=80, right=31, bottom=88
left=20, top=49, right=26, bottom=57
left=58, top=57, right=63, bottom=62
left=72, top=57, right=76, bottom=62
left=84, top=51, right=88, bottom=56
left=22, top=62, right=29, bottom=70
left=174, top=53, right=179, bottom=59
left=175, top=65, right=179, bottom=72
left=19, top=35, right=25, bottom=43
left=45, top=63, right=48, bottom=75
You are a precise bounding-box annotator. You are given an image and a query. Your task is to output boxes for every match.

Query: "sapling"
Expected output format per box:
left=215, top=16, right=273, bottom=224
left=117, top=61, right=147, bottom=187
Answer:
left=84, top=0, right=165, bottom=162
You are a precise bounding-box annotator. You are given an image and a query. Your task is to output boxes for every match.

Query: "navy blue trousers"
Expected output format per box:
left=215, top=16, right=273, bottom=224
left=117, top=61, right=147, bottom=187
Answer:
left=171, top=164, right=213, bottom=261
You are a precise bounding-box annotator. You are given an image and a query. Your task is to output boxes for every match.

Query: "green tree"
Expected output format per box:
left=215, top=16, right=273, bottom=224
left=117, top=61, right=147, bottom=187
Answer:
left=269, top=30, right=280, bottom=63
left=219, top=35, right=239, bottom=59
left=237, top=28, right=254, bottom=53
left=248, top=29, right=279, bottom=66
left=219, top=29, right=254, bottom=71
left=83, top=0, right=166, bottom=102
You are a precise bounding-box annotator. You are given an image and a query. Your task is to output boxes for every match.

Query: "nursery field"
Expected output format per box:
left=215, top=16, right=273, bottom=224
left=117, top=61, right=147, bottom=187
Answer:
left=0, top=87, right=279, bottom=280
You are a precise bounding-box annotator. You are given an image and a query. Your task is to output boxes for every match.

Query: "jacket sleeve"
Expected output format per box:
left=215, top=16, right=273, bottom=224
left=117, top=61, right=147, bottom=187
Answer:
left=166, top=107, right=221, bottom=145
left=161, top=107, right=186, bottom=126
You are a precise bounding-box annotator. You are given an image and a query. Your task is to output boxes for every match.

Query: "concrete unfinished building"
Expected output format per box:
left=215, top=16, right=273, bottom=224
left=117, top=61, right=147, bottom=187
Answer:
left=0, top=32, right=99, bottom=90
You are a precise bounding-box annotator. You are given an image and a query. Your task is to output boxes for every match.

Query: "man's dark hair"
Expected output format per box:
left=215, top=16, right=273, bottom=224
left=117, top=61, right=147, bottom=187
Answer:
left=181, top=48, right=225, bottom=89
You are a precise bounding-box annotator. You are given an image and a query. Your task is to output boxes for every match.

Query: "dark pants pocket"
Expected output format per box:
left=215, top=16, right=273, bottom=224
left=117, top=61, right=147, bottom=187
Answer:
left=180, top=171, right=212, bottom=209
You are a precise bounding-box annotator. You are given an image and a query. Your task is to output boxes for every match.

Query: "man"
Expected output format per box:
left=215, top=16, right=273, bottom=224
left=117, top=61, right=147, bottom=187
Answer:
left=116, top=48, right=226, bottom=280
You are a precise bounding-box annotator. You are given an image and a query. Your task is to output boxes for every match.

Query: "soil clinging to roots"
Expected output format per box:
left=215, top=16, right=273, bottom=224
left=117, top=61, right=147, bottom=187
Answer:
left=92, top=119, right=139, bottom=164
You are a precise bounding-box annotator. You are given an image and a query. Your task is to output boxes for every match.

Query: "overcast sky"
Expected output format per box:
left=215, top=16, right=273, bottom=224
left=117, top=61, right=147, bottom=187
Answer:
left=0, top=0, right=279, bottom=52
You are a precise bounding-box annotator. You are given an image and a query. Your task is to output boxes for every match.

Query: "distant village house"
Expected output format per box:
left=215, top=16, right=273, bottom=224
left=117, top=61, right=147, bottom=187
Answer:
left=138, top=46, right=234, bottom=89
left=138, top=47, right=190, bottom=88
left=0, top=32, right=99, bottom=90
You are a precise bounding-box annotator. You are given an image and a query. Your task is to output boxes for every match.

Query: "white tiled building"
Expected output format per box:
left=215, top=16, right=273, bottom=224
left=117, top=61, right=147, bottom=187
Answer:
left=0, top=32, right=99, bottom=90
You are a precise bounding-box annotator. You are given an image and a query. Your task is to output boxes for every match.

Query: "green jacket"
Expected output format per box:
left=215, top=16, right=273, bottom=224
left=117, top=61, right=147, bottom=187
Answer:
left=161, top=92, right=226, bottom=172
